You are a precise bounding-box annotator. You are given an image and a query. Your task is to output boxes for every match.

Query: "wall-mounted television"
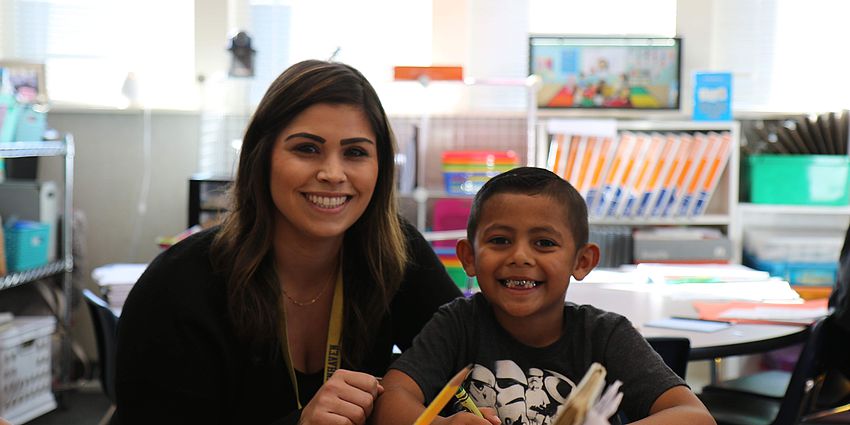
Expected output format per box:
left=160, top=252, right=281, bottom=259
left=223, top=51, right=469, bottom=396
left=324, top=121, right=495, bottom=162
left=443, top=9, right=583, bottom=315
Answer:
left=529, top=36, right=681, bottom=110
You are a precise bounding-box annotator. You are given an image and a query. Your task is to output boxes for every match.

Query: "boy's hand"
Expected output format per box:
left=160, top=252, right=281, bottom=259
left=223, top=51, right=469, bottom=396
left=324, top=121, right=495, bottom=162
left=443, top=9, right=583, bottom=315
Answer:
left=299, top=369, right=383, bottom=425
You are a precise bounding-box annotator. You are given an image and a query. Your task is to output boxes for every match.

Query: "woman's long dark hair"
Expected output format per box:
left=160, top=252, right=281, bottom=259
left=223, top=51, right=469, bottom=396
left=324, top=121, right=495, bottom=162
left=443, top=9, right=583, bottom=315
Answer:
left=210, top=60, right=408, bottom=367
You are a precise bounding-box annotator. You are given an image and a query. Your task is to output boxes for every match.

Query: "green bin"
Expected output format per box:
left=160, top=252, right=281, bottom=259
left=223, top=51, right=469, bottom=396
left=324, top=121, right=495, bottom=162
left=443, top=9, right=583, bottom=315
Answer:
left=747, top=155, right=850, bottom=206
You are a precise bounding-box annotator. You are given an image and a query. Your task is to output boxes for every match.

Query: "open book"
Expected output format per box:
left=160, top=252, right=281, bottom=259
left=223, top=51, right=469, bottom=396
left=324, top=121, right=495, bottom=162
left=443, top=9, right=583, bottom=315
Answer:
left=413, top=363, right=622, bottom=425
left=552, top=363, right=623, bottom=425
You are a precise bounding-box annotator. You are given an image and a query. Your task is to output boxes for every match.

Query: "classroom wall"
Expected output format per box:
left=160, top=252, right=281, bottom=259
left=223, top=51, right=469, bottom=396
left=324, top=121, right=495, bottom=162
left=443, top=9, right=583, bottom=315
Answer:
left=43, top=110, right=200, bottom=279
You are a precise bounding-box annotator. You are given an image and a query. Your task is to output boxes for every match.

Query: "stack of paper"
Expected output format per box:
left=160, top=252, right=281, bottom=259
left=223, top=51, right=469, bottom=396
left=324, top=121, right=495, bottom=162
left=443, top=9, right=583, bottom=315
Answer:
left=578, top=264, right=801, bottom=302
left=635, top=263, right=770, bottom=285
left=91, top=263, right=147, bottom=310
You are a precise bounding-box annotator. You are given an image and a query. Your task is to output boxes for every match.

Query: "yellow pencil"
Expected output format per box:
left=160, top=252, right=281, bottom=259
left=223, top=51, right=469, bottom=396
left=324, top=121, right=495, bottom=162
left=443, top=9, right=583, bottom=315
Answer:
left=454, top=386, right=483, bottom=417
left=412, top=365, right=472, bottom=425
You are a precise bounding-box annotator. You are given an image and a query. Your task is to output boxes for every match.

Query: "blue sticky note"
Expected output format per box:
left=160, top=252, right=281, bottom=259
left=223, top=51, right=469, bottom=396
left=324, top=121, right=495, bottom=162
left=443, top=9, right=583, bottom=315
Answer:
left=693, top=72, right=732, bottom=121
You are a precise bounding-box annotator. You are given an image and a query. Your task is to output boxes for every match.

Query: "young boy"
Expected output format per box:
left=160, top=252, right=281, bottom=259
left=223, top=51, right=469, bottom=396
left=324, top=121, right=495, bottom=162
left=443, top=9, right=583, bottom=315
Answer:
left=372, top=167, right=715, bottom=425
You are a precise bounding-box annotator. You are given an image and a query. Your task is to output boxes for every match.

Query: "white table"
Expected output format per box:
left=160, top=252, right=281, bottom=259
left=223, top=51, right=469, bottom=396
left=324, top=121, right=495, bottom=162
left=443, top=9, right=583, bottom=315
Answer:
left=566, top=282, right=809, bottom=360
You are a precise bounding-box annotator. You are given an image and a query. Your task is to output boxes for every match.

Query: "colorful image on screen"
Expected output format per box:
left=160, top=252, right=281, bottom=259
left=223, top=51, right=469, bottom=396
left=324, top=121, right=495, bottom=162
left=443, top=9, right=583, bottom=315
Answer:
left=529, top=37, right=680, bottom=109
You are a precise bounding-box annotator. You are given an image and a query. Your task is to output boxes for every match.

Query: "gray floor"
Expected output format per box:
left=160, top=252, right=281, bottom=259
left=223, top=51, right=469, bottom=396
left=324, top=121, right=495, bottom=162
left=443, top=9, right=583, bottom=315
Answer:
left=26, top=384, right=111, bottom=425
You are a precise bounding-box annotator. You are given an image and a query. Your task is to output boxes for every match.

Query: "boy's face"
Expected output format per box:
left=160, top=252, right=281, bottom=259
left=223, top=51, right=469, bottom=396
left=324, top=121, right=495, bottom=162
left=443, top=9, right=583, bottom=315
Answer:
left=458, top=193, right=598, bottom=329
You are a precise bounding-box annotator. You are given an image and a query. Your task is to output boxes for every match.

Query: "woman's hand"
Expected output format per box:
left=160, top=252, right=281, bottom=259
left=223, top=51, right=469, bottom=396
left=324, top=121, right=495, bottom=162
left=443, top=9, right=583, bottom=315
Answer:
left=299, top=369, right=384, bottom=425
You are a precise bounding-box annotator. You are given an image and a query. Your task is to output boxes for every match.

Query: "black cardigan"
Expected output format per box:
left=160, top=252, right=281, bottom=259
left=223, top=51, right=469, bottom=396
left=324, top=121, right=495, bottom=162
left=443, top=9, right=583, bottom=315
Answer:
left=115, top=223, right=462, bottom=425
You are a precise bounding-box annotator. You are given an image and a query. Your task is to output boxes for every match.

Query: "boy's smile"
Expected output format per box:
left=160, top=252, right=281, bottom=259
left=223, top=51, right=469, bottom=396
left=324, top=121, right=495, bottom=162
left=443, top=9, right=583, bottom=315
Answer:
left=502, top=279, right=540, bottom=289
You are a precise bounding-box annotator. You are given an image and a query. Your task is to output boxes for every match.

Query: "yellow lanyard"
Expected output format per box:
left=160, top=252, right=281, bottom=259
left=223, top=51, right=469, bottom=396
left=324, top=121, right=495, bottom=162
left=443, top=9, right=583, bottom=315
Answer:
left=279, top=265, right=344, bottom=409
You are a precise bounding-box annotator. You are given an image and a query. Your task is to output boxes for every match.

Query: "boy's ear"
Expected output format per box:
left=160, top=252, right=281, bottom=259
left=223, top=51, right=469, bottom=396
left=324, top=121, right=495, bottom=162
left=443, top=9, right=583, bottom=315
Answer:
left=572, top=243, right=600, bottom=281
left=456, top=239, right=478, bottom=277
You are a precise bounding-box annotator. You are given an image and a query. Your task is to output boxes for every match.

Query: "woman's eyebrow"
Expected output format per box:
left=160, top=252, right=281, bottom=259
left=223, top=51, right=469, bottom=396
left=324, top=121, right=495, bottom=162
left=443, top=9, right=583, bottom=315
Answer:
left=341, top=137, right=374, bottom=145
left=284, top=133, right=374, bottom=146
left=285, top=132, right=325, bottom=143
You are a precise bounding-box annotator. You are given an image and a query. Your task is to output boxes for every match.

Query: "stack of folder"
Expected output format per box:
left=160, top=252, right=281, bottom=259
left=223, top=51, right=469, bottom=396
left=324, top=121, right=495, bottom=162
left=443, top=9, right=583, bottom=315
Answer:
left=546, top=131, right=732, bottom=218
left=745, top=111, right=849, bottom=155
left=589, top=225, right=632, bottom=267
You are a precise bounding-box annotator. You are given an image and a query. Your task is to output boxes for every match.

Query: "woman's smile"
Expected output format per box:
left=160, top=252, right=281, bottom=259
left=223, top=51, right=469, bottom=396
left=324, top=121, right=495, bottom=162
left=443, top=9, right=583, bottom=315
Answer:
left=304, top=193, right=351, bottom=210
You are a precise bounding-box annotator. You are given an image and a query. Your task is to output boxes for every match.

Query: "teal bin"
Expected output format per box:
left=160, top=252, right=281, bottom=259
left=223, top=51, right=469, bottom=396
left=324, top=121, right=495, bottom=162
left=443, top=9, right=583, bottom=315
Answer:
left=13, top=105, right=47, bottom=142
left=4, top=221, right=50, bottom=272
left=747, top=155, right=850, bottom=206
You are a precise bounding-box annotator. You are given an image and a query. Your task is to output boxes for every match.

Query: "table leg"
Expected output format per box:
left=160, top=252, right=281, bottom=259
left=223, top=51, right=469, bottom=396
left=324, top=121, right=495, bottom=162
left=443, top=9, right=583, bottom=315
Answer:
left=710, top=357, right=723, bottom=385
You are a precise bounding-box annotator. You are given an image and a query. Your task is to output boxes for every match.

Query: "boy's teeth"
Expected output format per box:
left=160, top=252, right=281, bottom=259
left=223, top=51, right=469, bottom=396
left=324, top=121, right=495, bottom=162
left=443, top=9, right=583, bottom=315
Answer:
left=504, top=280, right=537, bottom=289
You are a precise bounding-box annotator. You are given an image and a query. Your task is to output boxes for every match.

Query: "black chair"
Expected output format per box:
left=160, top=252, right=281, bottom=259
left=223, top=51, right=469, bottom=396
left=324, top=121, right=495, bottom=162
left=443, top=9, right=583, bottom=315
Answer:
left=799, top=319, right=850, bottom=423
left=82, top=289, right=118, bottom=425
left=698, top=316, right=830, bottom=425
left=795, top=224, right=850, bottom=423
left=619, top=337, right=691, bottom=423
left=646, top=336, right=691, bottom=380
left=829, top=224, right=850, bottom=335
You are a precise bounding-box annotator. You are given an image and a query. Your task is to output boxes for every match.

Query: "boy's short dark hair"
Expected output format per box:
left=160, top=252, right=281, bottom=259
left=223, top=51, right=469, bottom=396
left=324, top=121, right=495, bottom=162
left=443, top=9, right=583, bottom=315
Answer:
left=466, top=166, right=589, bottom=247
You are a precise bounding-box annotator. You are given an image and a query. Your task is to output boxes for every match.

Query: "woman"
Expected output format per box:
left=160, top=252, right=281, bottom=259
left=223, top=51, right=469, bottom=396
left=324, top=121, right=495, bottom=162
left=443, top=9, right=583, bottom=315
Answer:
left=115, top=60, right=462, bottom=425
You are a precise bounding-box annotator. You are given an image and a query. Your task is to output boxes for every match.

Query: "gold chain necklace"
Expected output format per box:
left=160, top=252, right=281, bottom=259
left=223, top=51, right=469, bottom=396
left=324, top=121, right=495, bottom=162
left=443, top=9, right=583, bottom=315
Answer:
left=282, top=269, right=335, bottom=307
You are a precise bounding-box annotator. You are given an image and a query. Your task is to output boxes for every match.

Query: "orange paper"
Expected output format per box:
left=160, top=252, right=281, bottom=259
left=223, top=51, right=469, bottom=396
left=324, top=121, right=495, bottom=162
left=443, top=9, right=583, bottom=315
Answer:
left=692, top=298, right=829, bottom=326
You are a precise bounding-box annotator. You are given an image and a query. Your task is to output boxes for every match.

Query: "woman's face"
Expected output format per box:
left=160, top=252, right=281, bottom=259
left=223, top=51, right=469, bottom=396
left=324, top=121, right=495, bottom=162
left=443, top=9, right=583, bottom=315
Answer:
left=269, top=103, right=379, bottom=241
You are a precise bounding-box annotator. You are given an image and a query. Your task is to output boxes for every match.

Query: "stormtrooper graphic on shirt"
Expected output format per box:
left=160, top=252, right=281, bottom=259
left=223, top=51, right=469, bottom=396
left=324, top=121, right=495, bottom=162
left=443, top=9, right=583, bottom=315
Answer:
left=464, top=361, right=576, bottom=425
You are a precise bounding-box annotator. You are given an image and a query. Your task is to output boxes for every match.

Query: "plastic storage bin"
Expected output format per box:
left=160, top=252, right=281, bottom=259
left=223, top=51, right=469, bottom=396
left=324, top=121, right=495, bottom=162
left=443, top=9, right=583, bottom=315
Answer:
left=743, top=228, right=843, bottom=286
left=431, top=198, right=472, bottom=249
left=744, top=252, right=838, bottom=287
left=0, top=316, right=57, bottom=424
left=3, top=221, right=50, bottom=272
left=746, top=154, right=850, bottom=205
left=441, top=150, right=519, bottom=195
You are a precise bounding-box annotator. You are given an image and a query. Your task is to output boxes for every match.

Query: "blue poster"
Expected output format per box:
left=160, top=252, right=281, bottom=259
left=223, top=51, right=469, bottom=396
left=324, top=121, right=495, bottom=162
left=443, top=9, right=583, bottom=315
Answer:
left=693, top=72, right=732, bottom=121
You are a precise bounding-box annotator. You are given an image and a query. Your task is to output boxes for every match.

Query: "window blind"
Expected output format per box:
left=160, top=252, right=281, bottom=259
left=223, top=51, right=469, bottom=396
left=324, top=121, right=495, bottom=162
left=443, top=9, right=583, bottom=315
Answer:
left=1, top=0, right=196, bottom=110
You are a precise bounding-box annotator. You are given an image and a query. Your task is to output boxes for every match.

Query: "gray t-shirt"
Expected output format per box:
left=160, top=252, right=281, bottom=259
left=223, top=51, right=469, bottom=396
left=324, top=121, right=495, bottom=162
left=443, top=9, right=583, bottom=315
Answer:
left=391, top=293, right=685, bottom=424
